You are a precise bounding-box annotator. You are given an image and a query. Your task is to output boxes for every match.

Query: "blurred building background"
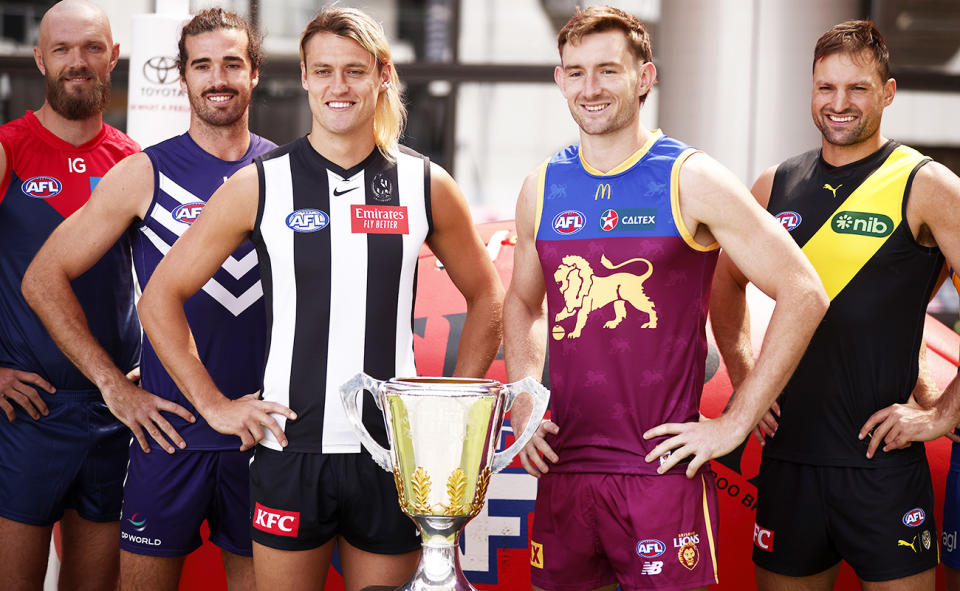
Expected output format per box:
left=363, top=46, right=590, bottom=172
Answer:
left=2, top=0, right=959, bottom=327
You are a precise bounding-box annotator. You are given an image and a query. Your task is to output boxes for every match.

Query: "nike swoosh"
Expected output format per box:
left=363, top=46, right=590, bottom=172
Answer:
left=333, top=186, right=357, bottom=197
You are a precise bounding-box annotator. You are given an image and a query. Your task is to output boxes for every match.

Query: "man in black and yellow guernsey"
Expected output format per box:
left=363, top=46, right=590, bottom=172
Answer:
left=712, top=20, right=960, bottom=591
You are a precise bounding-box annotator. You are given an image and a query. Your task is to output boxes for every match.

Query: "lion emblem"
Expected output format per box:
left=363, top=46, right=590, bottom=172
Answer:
left=552, top=254, right=656, bottom=339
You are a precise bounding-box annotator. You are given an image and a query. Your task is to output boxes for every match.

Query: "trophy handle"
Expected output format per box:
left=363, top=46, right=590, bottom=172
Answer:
left=491, top=377, right=550, bottom=474
left=339, top=373, right=393, bottom=472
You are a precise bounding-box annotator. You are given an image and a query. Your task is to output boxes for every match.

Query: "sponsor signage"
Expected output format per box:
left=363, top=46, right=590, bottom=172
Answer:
left=351, top=204, right=409, bottom=234
left=253, top=503, right=300, bottom=537
left=599, top=208, right=656, bottom=232
left=832, top=211, right=894, bottom=237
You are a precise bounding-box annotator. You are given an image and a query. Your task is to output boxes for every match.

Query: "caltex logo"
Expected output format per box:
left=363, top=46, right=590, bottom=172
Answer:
left=600, top=209, right=618, bottom=231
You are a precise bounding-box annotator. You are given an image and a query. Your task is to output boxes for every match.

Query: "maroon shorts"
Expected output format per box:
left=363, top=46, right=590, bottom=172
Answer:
left=530, top=471, right=719, bottom=591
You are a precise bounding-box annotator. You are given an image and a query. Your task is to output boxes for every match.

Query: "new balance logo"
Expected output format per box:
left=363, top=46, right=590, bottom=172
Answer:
left=641, top=561, right=663, bottom=575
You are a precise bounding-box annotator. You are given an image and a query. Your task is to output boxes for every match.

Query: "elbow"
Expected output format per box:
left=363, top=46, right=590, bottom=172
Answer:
left=21, top=260, right=43, bottom=310
left=804, top=276, right=830, bottom=320
left=137, top=286, right=159, bottom=337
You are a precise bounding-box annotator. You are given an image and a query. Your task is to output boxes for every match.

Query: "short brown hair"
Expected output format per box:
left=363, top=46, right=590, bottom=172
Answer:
left=177, top=8, right=263, bottom=78
left=557, top=5, right=652, bottom=64
left=813, top=20, right=890, bottom=82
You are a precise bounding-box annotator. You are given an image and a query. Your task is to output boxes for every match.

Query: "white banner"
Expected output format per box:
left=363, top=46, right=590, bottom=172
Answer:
left=126, top=13, right=190, bottom=148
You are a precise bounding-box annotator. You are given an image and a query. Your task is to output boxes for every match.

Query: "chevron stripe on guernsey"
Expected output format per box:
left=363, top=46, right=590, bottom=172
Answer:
left=801, top=145, right=927, bottom=301
left=140, top=172, right=262, bottom=316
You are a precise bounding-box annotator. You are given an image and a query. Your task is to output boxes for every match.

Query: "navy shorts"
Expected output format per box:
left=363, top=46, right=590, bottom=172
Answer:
left=249, top=445, right=421, bottom=553
left=0, top=389, right=128, bottom=525
left=753, top=458, right=939, bottom=581
left=120, top=445, right=253, bottom=557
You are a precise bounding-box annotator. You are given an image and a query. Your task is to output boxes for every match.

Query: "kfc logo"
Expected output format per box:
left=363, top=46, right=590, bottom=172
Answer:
left=753, top=523, right=774, bottom=552
left=253, top=503, right=300, bottom=537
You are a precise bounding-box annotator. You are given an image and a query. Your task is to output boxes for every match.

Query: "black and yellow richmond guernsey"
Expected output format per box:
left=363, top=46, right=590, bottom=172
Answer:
left=764, top=140, right=943, bottom=468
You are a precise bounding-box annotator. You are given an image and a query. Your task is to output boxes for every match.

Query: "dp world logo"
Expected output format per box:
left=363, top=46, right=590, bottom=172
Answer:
left=127, top=513, right=147, bottom=532
left=832, top=211, right=893, bottom=238
left=143, top=56, right=179, bottom=85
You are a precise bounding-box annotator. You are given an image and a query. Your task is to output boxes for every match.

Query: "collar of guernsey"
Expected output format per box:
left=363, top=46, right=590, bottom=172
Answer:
left=533, top=129, right=714, bottom=252
left=802, top=145, right=928, bottom=302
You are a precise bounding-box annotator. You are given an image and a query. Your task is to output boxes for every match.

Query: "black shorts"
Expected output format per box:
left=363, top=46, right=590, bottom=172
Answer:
left=249, top=445, right=421, bottom=553
left=753, top=458, right=939, bottom=581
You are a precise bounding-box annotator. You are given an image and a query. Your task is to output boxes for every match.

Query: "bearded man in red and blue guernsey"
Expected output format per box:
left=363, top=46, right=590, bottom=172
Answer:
left=0, top=1, right=147, bottom=589
left=504, top=6, right=827, bottom=591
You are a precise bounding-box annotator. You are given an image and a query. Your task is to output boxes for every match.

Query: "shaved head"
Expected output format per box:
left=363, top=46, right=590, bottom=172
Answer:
left=38, top=0, right=113, bottom=48
left=34, top=0, right=117, bottom=121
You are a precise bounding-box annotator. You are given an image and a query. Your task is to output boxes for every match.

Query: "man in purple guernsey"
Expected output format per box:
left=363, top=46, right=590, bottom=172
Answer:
left=503, top=6, right=828, bottom=591
left=23, top=8, right=292, bottom=590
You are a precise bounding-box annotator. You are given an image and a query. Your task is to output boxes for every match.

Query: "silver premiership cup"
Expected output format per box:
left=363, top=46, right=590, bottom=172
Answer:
left=339, top=374, right=550, bottom=591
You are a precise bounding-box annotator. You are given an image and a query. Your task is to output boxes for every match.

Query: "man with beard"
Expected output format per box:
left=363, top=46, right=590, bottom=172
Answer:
left=23, top=8, right=287, bottom=590
left=0, top=1, right=143, bottom=589
left=712, top=20, right=960, bottom=590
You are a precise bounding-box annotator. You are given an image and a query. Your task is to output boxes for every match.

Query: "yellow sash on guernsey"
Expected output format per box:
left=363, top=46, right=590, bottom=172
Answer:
left=801, top=146, right=927, bottom=301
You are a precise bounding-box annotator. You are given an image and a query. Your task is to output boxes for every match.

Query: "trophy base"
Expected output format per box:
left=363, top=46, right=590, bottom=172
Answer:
left=397, top=517, right=477, bottom=591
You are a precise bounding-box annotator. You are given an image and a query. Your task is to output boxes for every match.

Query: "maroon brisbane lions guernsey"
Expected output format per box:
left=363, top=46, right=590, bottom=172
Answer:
left=0, top=111, right=141, bottom=390
left=535, top=131, right=719, bottom=475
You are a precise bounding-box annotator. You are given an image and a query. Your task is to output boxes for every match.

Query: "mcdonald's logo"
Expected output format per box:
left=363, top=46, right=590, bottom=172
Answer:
left=594, top=183, right=612, bottom=200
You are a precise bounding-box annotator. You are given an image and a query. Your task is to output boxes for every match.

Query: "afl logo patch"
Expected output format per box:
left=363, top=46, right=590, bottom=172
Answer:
left=775, top=211, right=802, bottom=231
left=636, top=539, right=665, bottom=559
left=600, top=209, right=618, bottom=231
left=553, top=210, right=585, bottom=235
left=22, top=176, right=62, bottom=199
left=172, top=202, right=205, bottom=224
left=903, top=508, right=925, bottom=527
left=286, top=209, right=329, bottom=233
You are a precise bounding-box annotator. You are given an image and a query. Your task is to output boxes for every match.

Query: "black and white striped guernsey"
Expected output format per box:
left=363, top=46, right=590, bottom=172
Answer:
left=252, top=137, right=432, bottom=453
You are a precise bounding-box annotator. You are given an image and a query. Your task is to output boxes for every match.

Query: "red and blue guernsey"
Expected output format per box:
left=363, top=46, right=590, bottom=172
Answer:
left=133, top=132, right=276, bottom=450
left=0, top=111, right=140, bottom=390
left=535, top=130, right=718, bottom=475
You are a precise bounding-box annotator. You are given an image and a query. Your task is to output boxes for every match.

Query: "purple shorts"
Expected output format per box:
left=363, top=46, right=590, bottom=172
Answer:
left=530, top=471, right=719, bottom=591
left=119, top=445, right=252, bottom=557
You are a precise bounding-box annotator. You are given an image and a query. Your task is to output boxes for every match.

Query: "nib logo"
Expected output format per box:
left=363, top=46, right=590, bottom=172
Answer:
left=831, top=211, right=894, bottom=237
left=127, top=513, right=147, bottom=532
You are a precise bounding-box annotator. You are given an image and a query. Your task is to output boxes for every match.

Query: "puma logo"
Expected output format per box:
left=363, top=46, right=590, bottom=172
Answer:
left=823, top=183, right=842, bottom=198
left=898, top=537, right=918, bottom=553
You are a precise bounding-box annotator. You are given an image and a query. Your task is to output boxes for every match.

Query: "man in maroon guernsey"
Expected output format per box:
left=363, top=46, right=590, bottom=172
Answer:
left=0, top=1, right=159, bottom=589
left=504, top=6, right=828, bottom=591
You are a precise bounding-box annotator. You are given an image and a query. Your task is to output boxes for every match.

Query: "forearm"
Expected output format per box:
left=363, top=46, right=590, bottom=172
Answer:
left=451, top=290, right=504, bottom=378
left=911, top=341, right=941, bottom=409
left=503, top=291, right=547, bottom=430
left=709, top=275, right=755, bottom=389
left=22, top=268, right=127, bottom=391
left=725, top=281, right=826, bottom=433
